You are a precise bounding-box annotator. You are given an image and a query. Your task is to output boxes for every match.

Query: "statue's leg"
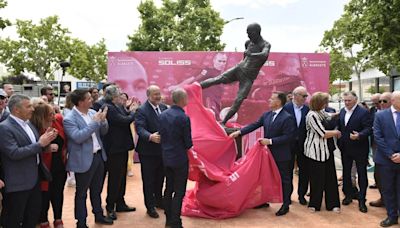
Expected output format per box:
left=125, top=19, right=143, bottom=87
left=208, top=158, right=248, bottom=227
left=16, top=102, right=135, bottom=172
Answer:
left=200, top=67, right=238, bottom=89
left=222, top=79, right=253, bottom=125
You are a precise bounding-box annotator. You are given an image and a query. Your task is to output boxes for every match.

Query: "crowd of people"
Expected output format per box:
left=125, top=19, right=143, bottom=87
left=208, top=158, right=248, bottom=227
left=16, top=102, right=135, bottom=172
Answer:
left=0, top=81, right=399, bottom=228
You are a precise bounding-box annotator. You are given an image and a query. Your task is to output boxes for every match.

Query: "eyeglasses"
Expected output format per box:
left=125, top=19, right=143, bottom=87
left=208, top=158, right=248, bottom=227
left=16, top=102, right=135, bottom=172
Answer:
left=379, top=100, right=388, bottom=104
left=47, top=93, right=54, bottom=96
left=295, top=93, right=308, bottom=98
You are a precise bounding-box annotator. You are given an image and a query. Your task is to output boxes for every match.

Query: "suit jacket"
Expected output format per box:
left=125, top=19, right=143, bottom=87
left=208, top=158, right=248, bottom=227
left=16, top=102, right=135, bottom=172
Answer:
left=373, top=108, right=400, bottom=168
left=135, top=101, right=168, bottom=156
left=159, top=105, right=193, bottom=167
left=241, top=109, right=296, bottom=162
left=0, top=109, right=9, bottom=122
left=92, top=98, right=106, bottom=111
left=283, top=102, right=309, bottom=146
left=63, top=108, right=108, bottom=173
left=102, top=101, right=135, bottom=154
left=337, top=105, right=372, bottom=158
left=0, top=117, right=42, bottom=193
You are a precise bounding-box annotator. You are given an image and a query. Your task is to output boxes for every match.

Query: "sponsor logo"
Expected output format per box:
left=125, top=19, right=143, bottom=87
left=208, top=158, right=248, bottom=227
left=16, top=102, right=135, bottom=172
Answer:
left=158, top=59, right=192, bottom=66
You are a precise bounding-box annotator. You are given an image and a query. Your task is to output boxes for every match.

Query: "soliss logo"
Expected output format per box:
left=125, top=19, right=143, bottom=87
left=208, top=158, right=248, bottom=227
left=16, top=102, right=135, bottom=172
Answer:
left=158, top=59, right=192, bottom=66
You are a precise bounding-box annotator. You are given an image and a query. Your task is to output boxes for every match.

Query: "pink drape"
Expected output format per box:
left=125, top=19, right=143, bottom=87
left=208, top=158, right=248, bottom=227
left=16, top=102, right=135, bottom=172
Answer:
left=182, top=83, right=283, bottom=219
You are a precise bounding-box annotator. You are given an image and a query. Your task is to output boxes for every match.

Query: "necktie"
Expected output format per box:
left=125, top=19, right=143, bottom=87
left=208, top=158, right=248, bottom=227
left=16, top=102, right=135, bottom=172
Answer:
left=271, top=111, right=277, bottom=123
left=155, top=107, right=160, bottom=116
left=396, top=111, right=400, bottom=136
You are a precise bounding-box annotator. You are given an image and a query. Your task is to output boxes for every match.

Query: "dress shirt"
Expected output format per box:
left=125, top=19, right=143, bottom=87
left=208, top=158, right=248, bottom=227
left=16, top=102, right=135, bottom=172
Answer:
left=293, top=102, right=303, bottom=127
left=74, top=107, right=102, bottom=153
left=10, top=114, right=39, bottom=164
left=391, top=106, right=399, bottom=126
left=344, top=104, right=357, bottom=126
left=149, top=102, right=161, bottom=115
left=272, top=107, right=283, bottom=122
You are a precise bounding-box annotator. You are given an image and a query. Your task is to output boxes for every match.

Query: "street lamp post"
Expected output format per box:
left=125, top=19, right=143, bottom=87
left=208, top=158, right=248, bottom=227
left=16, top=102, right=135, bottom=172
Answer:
left=224, top=17, right=244, bottom=25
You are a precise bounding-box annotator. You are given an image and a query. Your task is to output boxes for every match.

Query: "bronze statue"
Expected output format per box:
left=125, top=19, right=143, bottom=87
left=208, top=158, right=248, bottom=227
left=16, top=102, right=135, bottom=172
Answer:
left=200, top=23, right=271, bottom=125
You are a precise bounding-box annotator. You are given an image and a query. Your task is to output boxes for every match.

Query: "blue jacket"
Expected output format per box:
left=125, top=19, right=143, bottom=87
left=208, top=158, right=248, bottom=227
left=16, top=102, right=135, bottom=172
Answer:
left=135, top=101, right=168, bottom=156
left=63, top=108, right=108, bottom=173
left=283, top=102, right=309, bottom=144
left=159, top=105, right=193, bottom=167
left=373, top=108, right=400, bottom=168
left=241, top=109, right=295, bottom=162
left=337, top=105, right=372, bottom=159
left=0, top=117, right=42, bottom=193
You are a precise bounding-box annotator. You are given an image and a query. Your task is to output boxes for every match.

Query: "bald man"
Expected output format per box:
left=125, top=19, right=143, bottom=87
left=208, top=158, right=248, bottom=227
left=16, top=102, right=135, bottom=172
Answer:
left=373, top=91, right=400, bottom=227
left=380, top=92, right=392, bottom=110
left=283, top=86, right=310, bottom=205
left=135, top=85, right=168, bottom=219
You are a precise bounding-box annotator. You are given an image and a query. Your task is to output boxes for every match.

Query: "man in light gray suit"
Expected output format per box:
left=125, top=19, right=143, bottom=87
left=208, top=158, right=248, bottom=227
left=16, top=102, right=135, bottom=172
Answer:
left=63, top=89, right=112, bottom=228
left=0, top=94, right=56, bottom=227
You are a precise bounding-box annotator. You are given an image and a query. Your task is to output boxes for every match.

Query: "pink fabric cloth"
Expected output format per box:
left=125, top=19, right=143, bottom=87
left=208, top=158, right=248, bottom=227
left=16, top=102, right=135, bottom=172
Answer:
left=182, top=83, right=283, bottom=219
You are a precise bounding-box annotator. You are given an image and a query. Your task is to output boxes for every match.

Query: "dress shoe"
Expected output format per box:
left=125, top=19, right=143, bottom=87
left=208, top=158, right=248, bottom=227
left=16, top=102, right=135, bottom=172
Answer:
left=342, top=197, right=353, bottom=205
left=369, top=183, right=378, bottom=189
left=40, top=222, right=50, bottom=228
left=369, top=198, right=385, bottom=207
left=116, top=204, right=136, bottom=212
left=54, top=219, right=64, bottom=228
left=275, top=205, right=289, bottom=216
left=76, top=221, right=88, bottom=228
left=299, top=197, right=308, bottom=206
left=254, top=203, right=270, bottom=209
left=95, top=216, right=114, bottom=225
left=147, top=209, right=159, bottom=218
left=380, top=217, right=398, bottom=227
left=359, top=201, right=368, bottom=213
left=107, top=210, right=117, bottom=220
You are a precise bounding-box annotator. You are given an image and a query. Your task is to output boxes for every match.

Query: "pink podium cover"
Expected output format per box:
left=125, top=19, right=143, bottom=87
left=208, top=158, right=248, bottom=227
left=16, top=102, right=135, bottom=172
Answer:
left=181, top=83, right=282, bottom=219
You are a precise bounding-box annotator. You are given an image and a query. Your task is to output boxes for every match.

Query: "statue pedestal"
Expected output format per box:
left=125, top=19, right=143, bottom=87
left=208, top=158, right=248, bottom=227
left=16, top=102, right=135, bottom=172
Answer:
left=224, top=127, right=242, bottom=159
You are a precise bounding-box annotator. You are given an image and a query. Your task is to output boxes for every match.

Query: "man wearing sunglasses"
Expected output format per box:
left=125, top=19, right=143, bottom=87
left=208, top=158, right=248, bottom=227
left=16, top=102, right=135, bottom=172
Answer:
left=370, top=92, right=392, bottom=208
left=40, top=86, right=60, bottom=113
left=283, top=86, right=310, bottom=206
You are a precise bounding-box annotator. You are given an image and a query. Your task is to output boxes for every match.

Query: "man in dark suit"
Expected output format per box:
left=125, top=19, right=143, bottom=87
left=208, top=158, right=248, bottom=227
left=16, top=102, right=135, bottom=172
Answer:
left=0, top=89, right=9, bottom=122
left=135, top=85, right=168, bottom=218
left=102, top=85, right=137, bottom=220
left=338, top=91, right=372, bottom=213
left=63, top=89, right=113, bottom=227
left=283, top=86, right=310, bottom=205
left=374, top=91, right=400, bottom=227
left=92, top=83, right=115, bottom=111
left=231, top=91, right=295, bottom=216
left=159, top=88, right=193, bottom=228
left=0, top=94, right=57, bottom=227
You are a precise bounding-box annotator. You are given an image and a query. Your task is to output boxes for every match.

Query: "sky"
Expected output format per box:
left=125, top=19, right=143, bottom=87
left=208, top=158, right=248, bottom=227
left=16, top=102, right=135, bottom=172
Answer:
left=1, top=0, right=349, bottom=53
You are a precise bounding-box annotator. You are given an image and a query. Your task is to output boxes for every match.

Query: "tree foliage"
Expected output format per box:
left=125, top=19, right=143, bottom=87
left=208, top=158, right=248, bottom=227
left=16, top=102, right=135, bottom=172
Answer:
left=0, top=0, right=11, bottom=30
left=127, top=0, right=225, bottom=51
left=0, top=16, right=107, bottom=82
left=0, top=74, right=35, bottom=85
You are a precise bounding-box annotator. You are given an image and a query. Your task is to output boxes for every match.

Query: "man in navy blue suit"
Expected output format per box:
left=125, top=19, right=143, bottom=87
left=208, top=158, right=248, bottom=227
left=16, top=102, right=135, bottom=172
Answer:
left=337, top=91, right=372, bottom=213
left=135, top=85, right=168, bottom=219
left=283, top=86, right=310, bottom=205
left=230, top=91, right=295, bottom=216
left=159, top=88, right=193, bottom=228
left=374, top=91, right=400, bottom=227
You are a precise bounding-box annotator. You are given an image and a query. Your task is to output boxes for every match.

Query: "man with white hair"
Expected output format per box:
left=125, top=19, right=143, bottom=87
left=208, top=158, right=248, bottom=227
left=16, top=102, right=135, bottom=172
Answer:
left=283, top=86, right=310, bottom=205
left=373, top=91, right=400, bottom=227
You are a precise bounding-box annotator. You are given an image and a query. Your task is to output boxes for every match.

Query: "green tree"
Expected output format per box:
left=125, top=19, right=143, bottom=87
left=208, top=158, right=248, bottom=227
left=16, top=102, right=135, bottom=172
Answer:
left=69, top=39, right=107, bottom=82
left=320, top=11, right=370, bottom=100
left=0, top=16, right=107, bottom=82
left=127, top=0, right=225, bottom=51
left=345, top=0, right=400, bottom=74
left=0, top=0, right=11, bottom=29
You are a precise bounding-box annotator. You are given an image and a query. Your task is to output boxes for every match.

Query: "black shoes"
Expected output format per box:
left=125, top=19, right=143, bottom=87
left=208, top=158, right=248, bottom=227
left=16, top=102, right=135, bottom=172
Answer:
left=342, top=197, right=353, bottom=205
left=275, top=205, right=289, bottom=216
left=380, top=217, right=398, bottom=227
left=116, top=204, right=137, bottom=212
left=147, top=209, right=160, bottom=218
left=95, top=215, right=114, bottom=225
left=253, top=203, right=270, bottom=209
left=299, top=197, right=308, bottom=206
left=107, top=210, right=117, bottom=220
left=76, top=222, right=89, bottom=228
left=359, top=201, right=368, bottom=213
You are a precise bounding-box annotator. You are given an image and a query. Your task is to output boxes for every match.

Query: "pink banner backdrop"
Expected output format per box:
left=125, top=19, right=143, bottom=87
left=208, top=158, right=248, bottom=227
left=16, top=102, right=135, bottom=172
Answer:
left=108, top=51, right=329, bottom=126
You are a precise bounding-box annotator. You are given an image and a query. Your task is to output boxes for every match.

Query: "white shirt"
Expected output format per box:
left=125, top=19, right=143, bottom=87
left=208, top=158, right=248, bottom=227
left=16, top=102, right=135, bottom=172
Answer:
left=344, top=104, right=357, bottom=126
left=74, top=107, right=102, bottom=153
left=391, top=106, right=399, bottom=126
left=10, top=114, right=39, bottom=164
left=149, top=102, right=161, bottom=115
left=293, top=102, right=303, bottom=127
left=272, top=107, right=283, bottom=122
